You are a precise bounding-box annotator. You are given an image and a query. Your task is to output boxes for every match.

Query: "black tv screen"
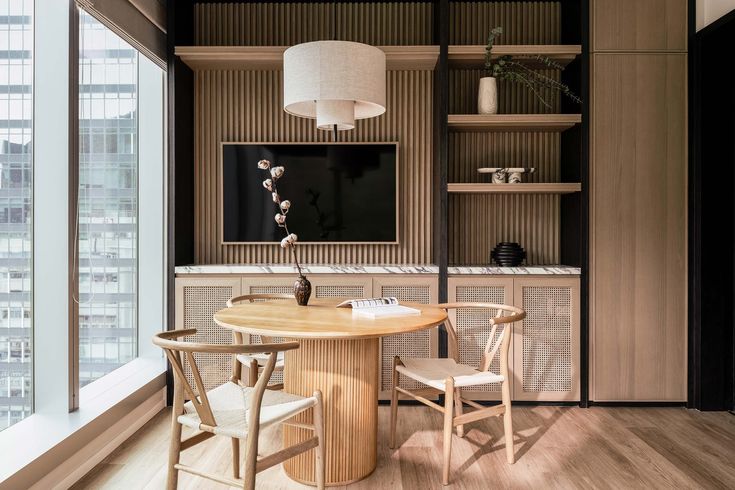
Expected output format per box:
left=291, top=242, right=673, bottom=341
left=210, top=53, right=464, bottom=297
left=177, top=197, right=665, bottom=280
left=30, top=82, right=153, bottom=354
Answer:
left=222, top=143, right=398, bottom=243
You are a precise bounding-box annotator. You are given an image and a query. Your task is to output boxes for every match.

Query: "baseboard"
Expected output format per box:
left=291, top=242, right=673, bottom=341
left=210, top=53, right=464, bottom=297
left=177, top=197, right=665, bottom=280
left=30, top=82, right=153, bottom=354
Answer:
left=29, top=388, right=166, bottom=490
left=377, top=399, right=580, bottom=407
left=588, top=401, right=687, bottom=408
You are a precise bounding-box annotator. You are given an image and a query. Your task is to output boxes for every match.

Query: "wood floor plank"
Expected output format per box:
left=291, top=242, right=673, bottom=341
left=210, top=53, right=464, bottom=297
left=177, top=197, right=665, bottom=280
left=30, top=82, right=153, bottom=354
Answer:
left=628, top=427, right=734, bottom=489
left=72, top=406, right=735, bottom=489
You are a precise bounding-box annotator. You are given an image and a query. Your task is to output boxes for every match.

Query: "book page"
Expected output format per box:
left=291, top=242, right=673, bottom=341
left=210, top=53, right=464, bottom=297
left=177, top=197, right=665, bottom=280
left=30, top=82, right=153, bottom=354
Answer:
left=335, top=297, right=400, bottom=309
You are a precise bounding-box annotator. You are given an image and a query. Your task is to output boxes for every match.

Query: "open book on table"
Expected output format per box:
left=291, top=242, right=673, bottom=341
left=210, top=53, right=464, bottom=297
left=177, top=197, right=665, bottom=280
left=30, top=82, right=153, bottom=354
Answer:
left=336, top=297, right=421, bottom=319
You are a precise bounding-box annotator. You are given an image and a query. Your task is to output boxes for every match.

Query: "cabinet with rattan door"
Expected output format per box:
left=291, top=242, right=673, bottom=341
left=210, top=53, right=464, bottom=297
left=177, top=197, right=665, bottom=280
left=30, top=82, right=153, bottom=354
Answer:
left=447, top=276, right=514, bottom=401
left=448, top=276, right=580, bottom=402
left=174, top=276, right=242, bottom=393
left=373, top=276, right=439, bottom=400
left=512, top=277, right=580, bottom=401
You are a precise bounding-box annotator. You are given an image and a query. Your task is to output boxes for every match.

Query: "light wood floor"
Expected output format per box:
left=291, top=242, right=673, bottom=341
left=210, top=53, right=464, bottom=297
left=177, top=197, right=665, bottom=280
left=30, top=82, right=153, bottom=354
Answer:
left=72, top=405, right=735, bottom=489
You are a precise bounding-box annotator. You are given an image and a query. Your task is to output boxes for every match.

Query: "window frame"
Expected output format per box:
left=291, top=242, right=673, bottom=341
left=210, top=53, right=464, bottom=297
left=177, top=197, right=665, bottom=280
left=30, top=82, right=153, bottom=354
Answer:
left=0, top=1, right=167, bottom=482
left=71, top=5, right=167, bottom=407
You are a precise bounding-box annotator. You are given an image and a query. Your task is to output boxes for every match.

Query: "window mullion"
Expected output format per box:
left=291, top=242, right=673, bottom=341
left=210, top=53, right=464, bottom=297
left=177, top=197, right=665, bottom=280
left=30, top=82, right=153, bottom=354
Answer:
left=32, top=0, right=71, bottom=414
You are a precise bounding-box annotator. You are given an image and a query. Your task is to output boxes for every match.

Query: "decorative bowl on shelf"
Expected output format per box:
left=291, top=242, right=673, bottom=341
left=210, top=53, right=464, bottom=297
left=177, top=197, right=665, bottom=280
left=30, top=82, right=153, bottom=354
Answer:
left=490, top=242, right=526, bottom=266
left=478, top=167, right=535, bottom=183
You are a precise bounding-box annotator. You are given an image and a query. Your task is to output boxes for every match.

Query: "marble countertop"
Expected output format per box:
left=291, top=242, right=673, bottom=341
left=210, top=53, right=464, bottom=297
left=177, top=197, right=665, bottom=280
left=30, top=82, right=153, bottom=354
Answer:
left=175, top=264, right=581, bottom=275
left=175, top=264, right=440, bottom=275
left=448, top=265, right=581, bottom=275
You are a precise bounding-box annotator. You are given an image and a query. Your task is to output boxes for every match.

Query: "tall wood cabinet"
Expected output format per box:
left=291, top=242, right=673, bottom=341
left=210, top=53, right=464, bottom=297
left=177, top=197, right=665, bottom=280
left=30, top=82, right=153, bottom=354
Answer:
left=590, top=0, right=688, bottom=401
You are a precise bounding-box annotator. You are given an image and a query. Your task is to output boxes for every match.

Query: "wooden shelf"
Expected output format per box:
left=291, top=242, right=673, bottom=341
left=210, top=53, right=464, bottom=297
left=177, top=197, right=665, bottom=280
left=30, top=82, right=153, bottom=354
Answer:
left=448, top=183, right=581, bottom=194
left=448, top=44, right=581, bottom=69
left=175, top=45, right=440, bottom=71
left=448, top=114, right=581, bottom=132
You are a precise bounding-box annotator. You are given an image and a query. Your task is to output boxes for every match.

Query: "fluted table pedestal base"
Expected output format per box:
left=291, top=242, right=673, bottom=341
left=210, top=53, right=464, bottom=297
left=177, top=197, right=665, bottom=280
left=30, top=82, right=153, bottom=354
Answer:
left=283, top=338, right=379, bottom=486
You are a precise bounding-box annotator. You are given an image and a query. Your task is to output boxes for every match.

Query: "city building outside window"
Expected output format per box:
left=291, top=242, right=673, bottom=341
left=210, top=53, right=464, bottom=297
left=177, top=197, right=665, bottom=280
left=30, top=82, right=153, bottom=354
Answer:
left=78, top=12, right=139, bottom=388
left=0, top=0, right=32, bottom=431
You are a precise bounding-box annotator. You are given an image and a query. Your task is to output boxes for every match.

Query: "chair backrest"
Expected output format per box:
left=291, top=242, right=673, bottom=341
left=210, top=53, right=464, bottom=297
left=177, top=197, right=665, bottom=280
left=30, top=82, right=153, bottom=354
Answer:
left=437, top=303, right=525, bottom=373
left=227, top=293, right=295, bottom=344
left=153, top=328, right=299, bottom=429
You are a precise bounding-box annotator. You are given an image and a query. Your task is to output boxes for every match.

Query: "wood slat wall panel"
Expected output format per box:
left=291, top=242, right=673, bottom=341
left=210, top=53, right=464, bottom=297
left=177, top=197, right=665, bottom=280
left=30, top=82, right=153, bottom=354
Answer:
left=448, top=194, right=560, bottom=265
left=449, top=1, right=561, bottom=45
left=195, top=2, right=434, bottom=46
left=448, top=2, right=562, bottom=267
left=449, top=132, right=561, bottom=183
left=194, top=70, right=433, bottom=265
left=194, top=3, right=434, bottom=265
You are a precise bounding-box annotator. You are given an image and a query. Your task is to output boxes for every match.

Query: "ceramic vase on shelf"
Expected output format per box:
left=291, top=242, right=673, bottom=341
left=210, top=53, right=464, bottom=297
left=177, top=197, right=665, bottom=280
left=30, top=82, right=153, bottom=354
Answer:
left=294, top=274, right=312, bottom=306
left=477, top=77, right=498, bottom=114
left=490, top=242, right=526, bottom=267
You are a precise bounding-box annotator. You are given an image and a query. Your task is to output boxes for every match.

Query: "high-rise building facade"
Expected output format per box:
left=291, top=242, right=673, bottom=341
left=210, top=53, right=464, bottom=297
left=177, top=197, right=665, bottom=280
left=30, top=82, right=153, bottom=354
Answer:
left=77, top=11, right=138, bottom=387
left=0, top=0, right=33, bottom=430
left=1, top=5, right=141, bottom=429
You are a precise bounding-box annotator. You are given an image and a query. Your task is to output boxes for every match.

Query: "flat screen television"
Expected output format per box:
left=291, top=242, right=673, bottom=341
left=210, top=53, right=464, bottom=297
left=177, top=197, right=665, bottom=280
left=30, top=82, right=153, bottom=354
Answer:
left=222, top=142, right=398, bottom=244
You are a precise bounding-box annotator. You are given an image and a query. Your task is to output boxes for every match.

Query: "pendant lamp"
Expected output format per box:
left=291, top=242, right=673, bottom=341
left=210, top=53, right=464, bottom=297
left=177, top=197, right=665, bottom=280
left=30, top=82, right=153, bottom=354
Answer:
left=283, top=40, right=386, bottom=132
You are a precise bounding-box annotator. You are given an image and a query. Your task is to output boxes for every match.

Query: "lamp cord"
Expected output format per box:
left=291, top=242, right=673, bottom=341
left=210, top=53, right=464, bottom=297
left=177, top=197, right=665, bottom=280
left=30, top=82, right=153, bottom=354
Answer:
left=331, top=1, right=338, bottom=142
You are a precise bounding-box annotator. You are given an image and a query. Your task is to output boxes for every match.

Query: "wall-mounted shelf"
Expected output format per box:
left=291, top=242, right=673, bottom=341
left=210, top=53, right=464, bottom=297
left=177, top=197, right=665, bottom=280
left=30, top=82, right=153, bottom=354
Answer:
left=448, top=44, right=582, bottom=68
left=175, top=45, right=440, bottom=71
left=448, top=183, right=581, bottom=194
left=448, top=114, right=582, bottom=132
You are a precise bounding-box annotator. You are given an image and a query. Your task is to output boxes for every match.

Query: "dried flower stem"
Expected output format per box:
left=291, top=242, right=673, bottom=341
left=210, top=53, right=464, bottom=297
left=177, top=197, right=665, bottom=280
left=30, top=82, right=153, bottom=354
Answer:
left=484, top=26, right=582, bottom=108
left=264, top=169, right=303, bottom=276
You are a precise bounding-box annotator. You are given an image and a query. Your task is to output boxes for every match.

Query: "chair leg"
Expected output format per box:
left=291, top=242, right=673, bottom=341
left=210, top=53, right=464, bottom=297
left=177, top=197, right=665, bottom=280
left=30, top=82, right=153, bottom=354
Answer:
left=442, top=377, right=455, bottom=486
left=389, top=356, right=400, bottom=449
left=248, top=359, right=258, bottom=387
left=167, top=385, right=184, bottom=490
left=231, top=438, right=240, bottom=479
left=313, top=390, right=326, bottom=490
left=231, top=332, right=244, bottom=383
left=454, top=387, right=465, bottom=438
left=501, top=379, right=515, bottom=464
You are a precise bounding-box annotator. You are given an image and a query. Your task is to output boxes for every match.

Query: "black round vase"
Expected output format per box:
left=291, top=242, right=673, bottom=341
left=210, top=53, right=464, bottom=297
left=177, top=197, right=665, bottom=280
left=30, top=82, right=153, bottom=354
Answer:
left=294, top=275, right=312, bottom=306
left=490, top=242, right=526, bottom=266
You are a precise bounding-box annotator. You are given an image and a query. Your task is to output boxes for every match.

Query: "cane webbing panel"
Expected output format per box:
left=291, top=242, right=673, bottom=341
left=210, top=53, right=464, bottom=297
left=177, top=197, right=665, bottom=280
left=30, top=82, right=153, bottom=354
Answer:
left=250, top=285, right=294, bottom=296
left=182, top=285, right=235, bottom=393
left=241, top=285, right=295, bottom=386
left=521, top=286, right=572, bottom=392
left=455, top=285, right=507, bottom=392
left=314, top=285, right=365, bottom=299
left=380, top=285, right=432, bottom=390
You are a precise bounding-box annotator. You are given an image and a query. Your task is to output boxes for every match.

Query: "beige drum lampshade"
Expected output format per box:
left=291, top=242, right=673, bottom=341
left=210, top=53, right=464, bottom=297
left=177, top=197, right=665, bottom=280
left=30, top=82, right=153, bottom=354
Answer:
left=283, top=40, right=386, bottom=131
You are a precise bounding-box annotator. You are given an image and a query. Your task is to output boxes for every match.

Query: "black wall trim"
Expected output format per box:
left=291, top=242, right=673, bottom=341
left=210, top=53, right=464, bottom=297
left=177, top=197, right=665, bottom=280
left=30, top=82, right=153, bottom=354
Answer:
left=688, top=5, right=735, bottom=412
left=590, top=401, right=688, bottom=408
left=166, top=0, right=195, bottom=404
left=434, top=0, right=449, bottom=359
left=687, top=0, right=701, bottom=411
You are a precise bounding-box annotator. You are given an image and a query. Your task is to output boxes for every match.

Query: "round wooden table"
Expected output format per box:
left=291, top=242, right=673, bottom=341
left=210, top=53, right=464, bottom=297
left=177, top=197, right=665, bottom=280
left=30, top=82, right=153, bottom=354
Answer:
left=214, top=297, right=447, bottom=486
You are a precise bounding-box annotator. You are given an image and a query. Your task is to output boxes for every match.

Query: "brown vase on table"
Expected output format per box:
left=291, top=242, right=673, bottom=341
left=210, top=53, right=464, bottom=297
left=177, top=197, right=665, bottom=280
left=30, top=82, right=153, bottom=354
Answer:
left=294, top=274, right=312, bottom=306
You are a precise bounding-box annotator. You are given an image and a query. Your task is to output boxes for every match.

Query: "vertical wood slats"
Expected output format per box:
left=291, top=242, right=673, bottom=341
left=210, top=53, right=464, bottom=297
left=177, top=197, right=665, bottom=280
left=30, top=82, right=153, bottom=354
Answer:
left=448, top=2, right=562, bottom=266
left=194, top=2, right=564, bottom=267
left=283, top=338, right=379, bottom=484
left=195, top=2, right=434, bottom=46
left=195, top=70, right=433, bottom=265
left=449, top=1, right=561, bottom=45
left=449, top=132, right=560, bottom=184
left=449, top=194, right=560, bottom=265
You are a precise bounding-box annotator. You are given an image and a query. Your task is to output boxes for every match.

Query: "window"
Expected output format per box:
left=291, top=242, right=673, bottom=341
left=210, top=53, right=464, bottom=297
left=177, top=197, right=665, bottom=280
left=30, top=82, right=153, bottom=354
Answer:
left=0, top=0, right=32, bottom=431
left=77, top=12, right=138, bottom=388
left=77, top=11, right=164, bottom=389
